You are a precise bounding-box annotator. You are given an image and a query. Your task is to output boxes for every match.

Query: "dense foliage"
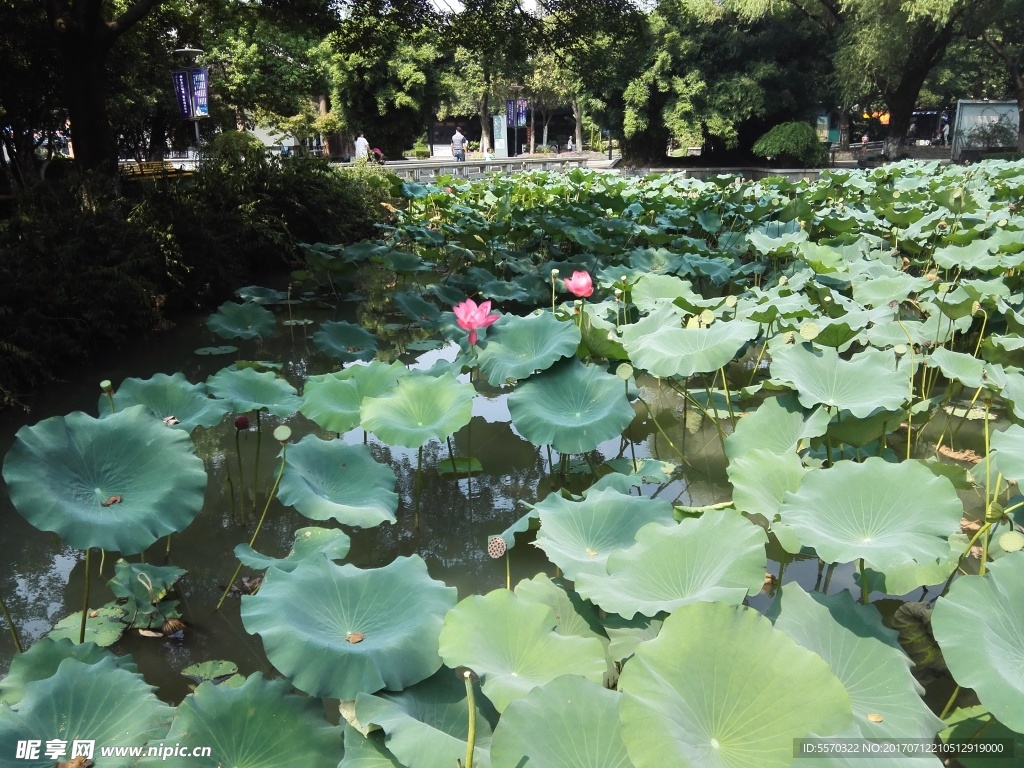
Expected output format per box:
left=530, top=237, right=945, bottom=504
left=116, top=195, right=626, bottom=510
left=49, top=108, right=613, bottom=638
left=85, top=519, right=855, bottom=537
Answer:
left=752, top=121, right=828, bottom=167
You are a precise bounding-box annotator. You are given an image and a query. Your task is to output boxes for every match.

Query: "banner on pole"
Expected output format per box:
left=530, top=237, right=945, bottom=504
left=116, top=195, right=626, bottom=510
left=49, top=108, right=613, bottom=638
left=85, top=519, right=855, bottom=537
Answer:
left=516, top=99, right=527, bottom=127
left=190, top=69, right=209, bottom=117
left=506, top=100, right=515, bottom=127
left=172, top=71, right=193, bottom=119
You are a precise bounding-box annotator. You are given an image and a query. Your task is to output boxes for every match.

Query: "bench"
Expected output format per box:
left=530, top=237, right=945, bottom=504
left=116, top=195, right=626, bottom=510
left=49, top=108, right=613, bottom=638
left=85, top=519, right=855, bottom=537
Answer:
left=119, top=161, right=192, bottom=180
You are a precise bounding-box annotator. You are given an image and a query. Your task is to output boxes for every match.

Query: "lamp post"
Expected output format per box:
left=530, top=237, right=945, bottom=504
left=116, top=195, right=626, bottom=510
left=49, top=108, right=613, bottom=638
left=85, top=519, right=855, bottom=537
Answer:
left=510, top=84, right=523, bottom=156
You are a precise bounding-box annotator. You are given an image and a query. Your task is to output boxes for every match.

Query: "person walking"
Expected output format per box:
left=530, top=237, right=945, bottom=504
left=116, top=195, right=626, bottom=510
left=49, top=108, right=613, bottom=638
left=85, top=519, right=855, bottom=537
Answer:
left=354, top=131, right=369, bottom=160
left=566, top=136, right=574, bottom=153
left=940, top=121, right=949, bottom=146
left=451, top=127, right=467, bottom=162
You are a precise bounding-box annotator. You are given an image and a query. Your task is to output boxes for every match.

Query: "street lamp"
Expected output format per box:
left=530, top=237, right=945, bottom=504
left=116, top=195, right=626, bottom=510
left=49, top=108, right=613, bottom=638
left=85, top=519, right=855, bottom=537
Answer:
left=510, top=84, right=523, bottom=156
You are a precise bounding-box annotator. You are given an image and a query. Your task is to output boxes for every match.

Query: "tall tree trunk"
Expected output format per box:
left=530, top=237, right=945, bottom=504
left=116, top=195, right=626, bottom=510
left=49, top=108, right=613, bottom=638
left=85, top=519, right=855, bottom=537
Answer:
left=529, top=105, right=534, bottom=153
left=479, top=91, right=491, bottom=154
left=318, top=94, right=332, bottom=156
left=572, top=98, right=582, bottom=150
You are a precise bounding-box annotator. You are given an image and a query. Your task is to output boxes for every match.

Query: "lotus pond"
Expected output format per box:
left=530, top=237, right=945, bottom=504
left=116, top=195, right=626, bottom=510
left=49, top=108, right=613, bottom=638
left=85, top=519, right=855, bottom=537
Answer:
left=3, top=161, right=1024, bottom=767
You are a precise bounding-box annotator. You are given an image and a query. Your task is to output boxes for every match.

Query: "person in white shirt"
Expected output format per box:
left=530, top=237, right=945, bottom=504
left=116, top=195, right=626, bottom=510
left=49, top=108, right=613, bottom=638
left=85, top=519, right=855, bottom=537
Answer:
left=566, top=136, right=574, bottom=152
left=354, top=131, right=369, bottom=160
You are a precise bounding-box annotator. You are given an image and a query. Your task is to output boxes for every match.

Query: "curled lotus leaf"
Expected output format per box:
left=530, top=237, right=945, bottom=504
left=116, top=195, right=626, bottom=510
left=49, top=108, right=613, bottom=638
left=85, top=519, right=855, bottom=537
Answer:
left=98, top=372, right=228, bottom=431
left=206, top=300, right=277, bottom=340
left=2, top=405, right=207, bottom=554
left=618, top=602, right=851, bottom=768
left=235, top=526, right=351, bottom=573
left=475, top=312, right=581, bottom=386
left=241, top=555, right=456, bottom=699
left=932, top=554, right=1024, bottom=732
left=340, top=722, right=403, bottom=768
left=0, top=639, right=137, bottom=707
left=276, top=436, right=399, bottom=528
left=206, top=367, right=302, bottom=418
left=777, top=457, right=963, bottom=572
left=299, top=360, right=405, bottom=434
left=138, top=673, right=341, bottom=768
left=313, top=320, right=379, bottom=363
left=361, top=372, right=474, bottom=448
left=508, top=358, right=634, bottom=453
left=575, top=513, right=768, bottom=619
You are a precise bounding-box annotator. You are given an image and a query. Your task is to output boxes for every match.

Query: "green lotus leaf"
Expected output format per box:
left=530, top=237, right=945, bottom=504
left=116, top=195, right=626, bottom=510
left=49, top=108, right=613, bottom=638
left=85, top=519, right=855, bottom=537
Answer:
left=108, top=560, right=185, bottom=630
left=0, top=639, right=136, bottom=707
left=206, top=367, right=301, bottom=417
left=863, top=302, right=970, bottom=348
left=0, top=657, right=171, bottom=768
left=355, top=668, right=500, bottom=768
left=313, top=320, right=379, bottom=363
left=139, top=673, right=341, bottom=768
left=770, top=344, right=909, bottom=418
left=206, top=300, right=277, bottom=340
left=475, top=312, right=581, bottom=386
left=361, top=372, right=474, bottom=448
left=276, top=436, right=398, bottom=528
left=242, top=555, right=456, bottom=699
left=299, top=361, right=405, bottom=433
left=507, top=358, right=634, bottom=453
left=3, top=405, right=207, bottom=553
left=940, top=706, right=1024, bottom=768
left=593, top=459, right=676, bottom=494
left=99, top=372, right=228, bottom=431
left=490, top=676, right=632, bottom=768
left=438, top=589, right=606, bottom=713
left=603, top=614, right=664, bottom=663
left=771, top=585, right=943, bottom=754
left=728, top=448, right=807, bottom=531
left=821, top=407, right=905, bottom=449
left=618, top=602, right=851, bottom=768
left=852, top=273, right=933, bottom=308
left=236, top=285, right=287, bottom=304
left=987, top=424, right=1024, bottom=484
left=778, top=457, right=963, bottom=571
left=235, top=526, right=351, bottom=572
left=47, top=603, right=128, bottom=646
left=533, top=488, right=675, bottom=581
left=575, top=512, right=767, bottom=619
left=860, top=534, right=969, bottom=596
left=340, top=722, right=403, bottom=768
left=579, top=303, right=628, bottom=360
left=195, top=345, right=239, bottom=355
left=932, top=554, right=1024, bottom=732
left=621, top=304, right=759, bottom=378
left=724, top=394, right=829, bottom=460
left=630, top=273, right=701, bottom=314
left=181, top=660, right=240, bottom=685
left=926, top=347, right=1005, bottom=391
left=513, top=574, right=608, bottom=647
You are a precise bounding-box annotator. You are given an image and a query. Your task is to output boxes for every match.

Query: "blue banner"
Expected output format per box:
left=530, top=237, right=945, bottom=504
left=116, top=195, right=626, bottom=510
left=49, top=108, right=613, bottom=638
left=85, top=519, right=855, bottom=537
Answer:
left=516, top=99, right=527, bottom=128
left=506, top=99, right=515, bottom=127
left=190, top=69, right=209, bottom=117
left=172, top=71, right=193, bottom=118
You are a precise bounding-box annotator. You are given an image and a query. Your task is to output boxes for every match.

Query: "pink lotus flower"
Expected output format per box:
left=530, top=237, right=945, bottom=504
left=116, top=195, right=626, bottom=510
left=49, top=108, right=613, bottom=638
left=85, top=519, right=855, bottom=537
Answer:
left=563, top=270, right=593, bottom=298
left=453, top=298, right=499, bottom=345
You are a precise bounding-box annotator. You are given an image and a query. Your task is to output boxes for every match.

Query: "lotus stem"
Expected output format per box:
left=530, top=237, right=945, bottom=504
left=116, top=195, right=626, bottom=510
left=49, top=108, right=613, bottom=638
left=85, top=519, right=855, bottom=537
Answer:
left=938, top=521, right=992, bottom=598
left=814, top=558, right=825, bottom=591
left=981, top=397, right=993, bottom=577
left=253, top=410, right=263, bottom=517
left=0, top=593, right=22, bottom=653
left=546, top=445, right=554, bottom=475
left=858, top=559, right=869, bottom=604
left=505, top=552, right=510, bottom=591
left=80, top=548, right=91, bottom=644
left=636, top=396, right=685, bottom=463
left=624, top=380, right=637, bottom=468
left=718, top=367, right=736, bottom=428
left=98, top=549, right=106, bottom=576
left=822, top=562, right=837, bottom=595
left=100, top=380, right=115, bottom=413
left=463, top=670, right=477, bottom=768
left=939, top=685, right=961, bottom=720
left=235, top=427, right=246, bottom=521
left=972, top=307, right=988, bottom=359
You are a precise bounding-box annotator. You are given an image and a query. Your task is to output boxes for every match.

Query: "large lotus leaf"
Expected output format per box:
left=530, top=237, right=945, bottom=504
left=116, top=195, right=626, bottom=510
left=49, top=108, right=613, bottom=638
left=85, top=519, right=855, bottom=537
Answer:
left=276, top=436, right=398, bottom=527
left=99, top=372, right=228, bottom=431
left=932, top=554, right=1024, bottom=732
left=0, top=639, right=136, bottom=707
left=139, top=673, right=341, bottom=768
left=206, top=300, right=277, bottom=340
left=313, top=320, right=378, bottom=363
left=2, top=405, right=207, bottom=553
left=207, top=367, right=301, bottom=417
left=926, top=347, right=1006, bottom=391
left=621, top=304, right=759, bottom=378
left=852, top=273, right=933, bottom=308
left=299, top=361, right=405, bottom=433
left=860, top=534, right=969, bottom=596
left=475, top=312, right=581, bottom=386
left=513, top=575, right=609, bottom=648
left=777, top=457, right=963, bottom=571
left=361, top=372, right=474, bottom=448
left=863, top=302, right=971, bottom=348
left=507, top=358, right=634, bottom=453
left=236, top=285, right=287, bottom=304
left=236, top=526, right=351, bottom=572
left=107, top=560, right=185, bottom=628
left=438, top=589, right=606, bottom=713
left=47, top=603, right=128, bottom=646
left=339, top=722, right=403, bottom=768
left=602, top=614, right=664, bottom=663
left=771, top=585, right=944, bottom=760
left=355, top=668, right=500, bottom=768
left=987, top=424, right=1024, bottom=485
left=770, top=344, right=909, bottom=418
left=630, top=273, right=700, bottom=314
left=940, top=706, right=1024, bottom=768
left=241, top=555, right=455, bottom=699
left=618, top=602, right=851, bottom=768
left=724, top=394, right=829, bottom=460
left=490, top=676, right=632, bottom=768
left=0, top=657, right=171, bottom=768
left=533, top=488, right=675, bottom=581
left=728, top=448, right=807, bottom=540
left=575, top=512, right=768, bottom=619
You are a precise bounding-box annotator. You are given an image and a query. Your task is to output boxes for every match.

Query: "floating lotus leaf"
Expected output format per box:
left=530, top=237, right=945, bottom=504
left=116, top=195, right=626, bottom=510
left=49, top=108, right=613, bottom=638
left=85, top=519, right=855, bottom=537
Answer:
left=533, top=488, right=675, bottom=581
left=777, top=457, right=963, bottom=571
left=276, top=436, right=398, bottom=528
left=940, top=706, right=1024, bottom=768
left=507, top=358, right=634, bottom=453
left=490, top=676, right=632, bottom=768
left=394, top=291, right=442, bottom=326
left=235, top=526, right=351, bottom=572
left=181, top=660, right=240, bottom=685
left=618, top=602, right=851, bottom=768
left=195, top=345, right=239, bottom=355
left=313, top=320, right=379, bottom=363
left=99, top=372, right=228, bottom=431
left=242, top=555, right=456, bottom=699
left=575, top=513, right=767, bottom=619
left=355, top=668, right=500, bottom=768
left=592, top=459, right=676, bottom=494
left=206, top=300, right=277, bottom=340
left=438, top=589, right=606, bottom=713
left=770, top=344, right=909, bottom=418
left=0, top=657, right=171, bottom=768
left=621, top=304, right=759, bottom=378
left=0, top=639, right=136, bottom=707
left=475, top=312, right=581, bottom=386
left=724, top=394, right=829, bottom=460
left=236, top=285, right=288, bottom=304
left=932, top=554, right=1024, bottom=732
left=206, top=367, right=301, bottom=417
left=299, top=361, right=405, bottom=433
left=140, top=673, right=341, bottom=768
left=771, top=585, right=944, bottom=759
left=339, top=722, right=403, bottom=768
left=107, top=560, right=185, bottom=630
left=48, top=603, right=128, bottom=646
left=361, top=372, right=474, bottom=448
left=3, top=405, right=207, bottom=553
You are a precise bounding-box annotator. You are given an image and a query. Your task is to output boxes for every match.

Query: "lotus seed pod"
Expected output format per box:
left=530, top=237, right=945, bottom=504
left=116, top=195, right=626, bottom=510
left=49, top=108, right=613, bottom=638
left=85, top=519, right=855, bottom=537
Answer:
left=616, top=363, right=634, bottom=380
left=699, top=309, right=715, bottom=326
left=822, top=295, right=832, bottom=303
left=685, top=315, right=700, bottom=330
left=997, top=219, right=1008, bottom=227
left=273, top=425, right=292, bottom=442
left=972, top=301, right=982, bottom=316
left=998, top=530, right=1024, bottom=553
left=486, top=536, right=507, bottom=559
left=782, top=331, right=795, bottom=344
left=779, top=276, right=789, bottom=286
left=799, top=323, right=819, bottom=341
left=724, top=295, right=738, bottom=308
left=614, top=288, right=622, bottom=297
left=100, top=379, right=113, bottom=394
left=551, top=268, right=559, bottom=277
left=894, top=344, right=908, bottom=356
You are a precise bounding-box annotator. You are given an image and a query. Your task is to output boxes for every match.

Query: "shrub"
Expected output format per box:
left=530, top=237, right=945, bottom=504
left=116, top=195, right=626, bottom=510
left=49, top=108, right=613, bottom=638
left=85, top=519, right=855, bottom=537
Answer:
left=411, top=141, right=431, bottom=159
left=752, top=122, right=827, bottom=168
